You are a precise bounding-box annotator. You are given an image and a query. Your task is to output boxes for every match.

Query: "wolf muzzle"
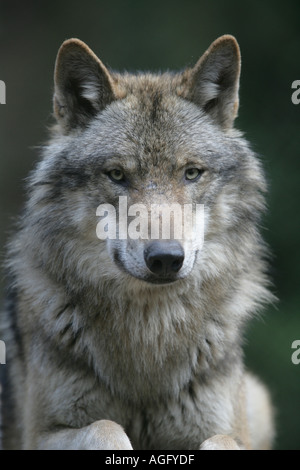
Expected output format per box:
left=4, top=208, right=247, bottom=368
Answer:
left=144, top=241, right=184, bottom=277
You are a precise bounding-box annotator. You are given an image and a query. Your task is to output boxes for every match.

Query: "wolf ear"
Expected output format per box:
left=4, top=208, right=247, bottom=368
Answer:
left=185, top=35, right=241, bottom=129
left=54, top=38, right=115, bottom=132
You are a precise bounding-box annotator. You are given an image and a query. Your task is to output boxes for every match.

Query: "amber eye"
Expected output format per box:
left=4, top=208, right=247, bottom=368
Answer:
left=185, top=168, right=202, bottom=181
left=108, top=169, right=125, bottom=183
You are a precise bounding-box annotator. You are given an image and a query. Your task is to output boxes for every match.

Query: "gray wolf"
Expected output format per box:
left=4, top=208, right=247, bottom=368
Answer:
left=0, top=35, right=275, bottom=449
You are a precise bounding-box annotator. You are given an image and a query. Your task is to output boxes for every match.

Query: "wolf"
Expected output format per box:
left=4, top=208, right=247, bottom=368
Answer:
left=0, top=35, right=275, bottom=450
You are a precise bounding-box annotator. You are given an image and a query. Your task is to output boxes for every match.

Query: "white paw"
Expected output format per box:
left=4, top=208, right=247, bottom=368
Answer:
left=200, top=434, right=242, bottom=450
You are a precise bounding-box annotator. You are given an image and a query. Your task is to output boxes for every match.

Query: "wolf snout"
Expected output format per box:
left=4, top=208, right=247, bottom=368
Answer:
left=144, top=241, right=184, bottom=276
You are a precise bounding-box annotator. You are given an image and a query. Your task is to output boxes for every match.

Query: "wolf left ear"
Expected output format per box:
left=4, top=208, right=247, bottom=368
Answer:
left=184, top=35, right=241, bottom=129
left=54, top=38, right=115, bottom=132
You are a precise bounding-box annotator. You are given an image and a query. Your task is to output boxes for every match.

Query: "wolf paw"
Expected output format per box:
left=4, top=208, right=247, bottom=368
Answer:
left=88, top=420, right=133, bottom=450
left=200, top=434, right=242, bottom=450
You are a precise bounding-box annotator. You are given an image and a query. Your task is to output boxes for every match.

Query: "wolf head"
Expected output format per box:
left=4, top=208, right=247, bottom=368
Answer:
left=22, top=36, right=268, bottom=297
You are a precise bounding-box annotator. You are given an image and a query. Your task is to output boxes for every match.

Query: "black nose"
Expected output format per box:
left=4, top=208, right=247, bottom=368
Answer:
left=144, top=241, right=184, bottom=276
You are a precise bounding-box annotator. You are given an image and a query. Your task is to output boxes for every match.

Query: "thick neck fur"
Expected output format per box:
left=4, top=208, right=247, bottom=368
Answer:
left=9, top=238, right=262, bottom=404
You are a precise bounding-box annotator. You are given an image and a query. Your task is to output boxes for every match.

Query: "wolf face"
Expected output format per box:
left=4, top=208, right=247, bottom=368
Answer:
left=25, top=36, right=265, bottom=291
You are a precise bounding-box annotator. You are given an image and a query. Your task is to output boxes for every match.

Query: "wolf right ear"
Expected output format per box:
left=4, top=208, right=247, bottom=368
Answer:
left=54, top=38, right=115, bottom=132
left=184, top=35, right=241, bottom=129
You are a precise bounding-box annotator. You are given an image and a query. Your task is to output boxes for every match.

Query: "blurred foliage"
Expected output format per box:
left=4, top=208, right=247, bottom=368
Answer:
left=0, top=0, right=299, bottom=449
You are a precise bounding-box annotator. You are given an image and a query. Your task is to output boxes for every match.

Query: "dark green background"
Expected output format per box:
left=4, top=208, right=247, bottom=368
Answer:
left=1, top=0, right=299, bottom=450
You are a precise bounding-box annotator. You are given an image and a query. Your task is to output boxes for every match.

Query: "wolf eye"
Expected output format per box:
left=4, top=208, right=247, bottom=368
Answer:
left=185, top=168, right=203, bottom=181
left=108, top=169, right=125, bottom=183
